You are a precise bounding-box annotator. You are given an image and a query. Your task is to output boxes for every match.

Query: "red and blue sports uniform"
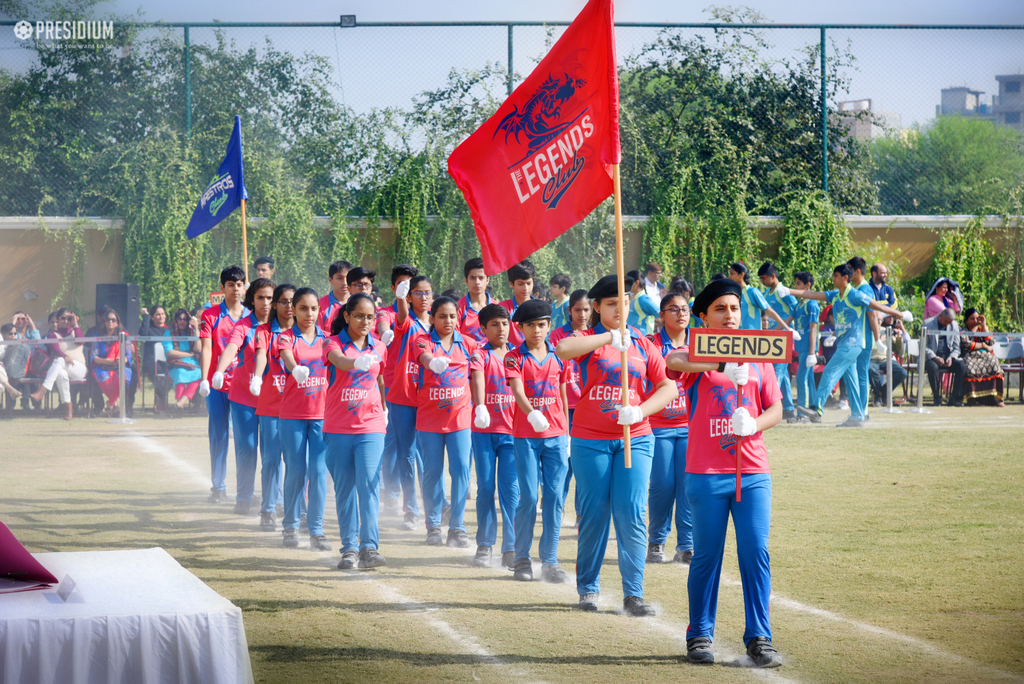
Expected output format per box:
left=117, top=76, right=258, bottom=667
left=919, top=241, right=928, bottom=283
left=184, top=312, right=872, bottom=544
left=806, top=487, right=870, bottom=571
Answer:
left=374, top=302, right=401, bottom=509
left=457, top=293, right=494, bottom=344
left=226, top=313, right=263, bottom=505
left=386, top=312, right=431, bottom=519
left=547, top=323, right=584, bottom=515
left=254, top=319, right=287, bottom=515
left=200, top=302, right=249, bottom=494
left=499, top=298, right=530, bottom=347
left=317, top=291, right=345, bottom=334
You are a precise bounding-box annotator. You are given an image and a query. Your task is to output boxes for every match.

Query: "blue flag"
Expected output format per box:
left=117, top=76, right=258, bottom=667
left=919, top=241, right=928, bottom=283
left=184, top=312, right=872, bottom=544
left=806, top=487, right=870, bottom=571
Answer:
left=186, top=115, right=248, bottom=239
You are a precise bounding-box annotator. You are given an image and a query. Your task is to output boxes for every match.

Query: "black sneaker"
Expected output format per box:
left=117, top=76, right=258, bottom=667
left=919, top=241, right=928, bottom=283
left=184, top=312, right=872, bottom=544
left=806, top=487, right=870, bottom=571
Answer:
left=447, top=528, right=470, bottom=548
left=646, top=543, right=666, bottom=563
left=501, top=551, right=515, bottom=570
left=208, top=489, right=226, bottom=504
left=358, top=547, right=387, bottom=569
left=796, top=406, right=822, bottom=423
left=686, top=637, right=715, bottom=664
left=577, top=593, right=599, bottom=612
left=310, top=534, right=332, bottom=551
left=401, top=512, right=418, bottom=531
left=473, top=546, right=492, bottom=568
left=782, top=409, right=799, bottom=423
left=282, top=528, right=299, bottom=548
left=232, top=501, right=251, bottom=516
left=541, top=563, right=568, bottom=584
left=746, top=636, right=782, bottom=668
left=337, top=550, right=358, bottom=570
left=513, top=558, right=533, bottom=581
left=673, top=549, right=693, bottom=564
left=441, top=503, right=451, bottom=526
left=300, top=513, right=307, bottom=531
left=425, top=527, right=443, bottom=546
left=259, top=511, right=276, bottom=531
left=837, top=417, right=865, bottom=428
left=623, top=595, right=655, bottom=617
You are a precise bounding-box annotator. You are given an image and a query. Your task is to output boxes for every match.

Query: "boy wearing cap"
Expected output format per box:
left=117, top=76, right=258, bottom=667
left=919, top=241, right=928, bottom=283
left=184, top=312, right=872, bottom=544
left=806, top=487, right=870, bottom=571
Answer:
left=504, top=299, right=572, bottom=584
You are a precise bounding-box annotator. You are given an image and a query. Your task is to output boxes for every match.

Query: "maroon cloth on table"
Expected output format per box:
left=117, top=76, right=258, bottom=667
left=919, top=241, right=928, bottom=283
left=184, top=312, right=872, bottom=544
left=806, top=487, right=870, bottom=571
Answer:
left=0, top=521, right=58, bottom=584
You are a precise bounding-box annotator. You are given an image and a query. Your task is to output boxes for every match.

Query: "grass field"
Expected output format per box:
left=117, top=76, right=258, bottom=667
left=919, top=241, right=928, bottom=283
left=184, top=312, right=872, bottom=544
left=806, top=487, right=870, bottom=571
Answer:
left=2, top=404, right=1023, bottom=683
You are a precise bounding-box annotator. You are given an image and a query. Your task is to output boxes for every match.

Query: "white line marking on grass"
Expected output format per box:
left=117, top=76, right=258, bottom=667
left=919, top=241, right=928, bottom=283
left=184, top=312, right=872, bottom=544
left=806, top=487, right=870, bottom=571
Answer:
left=124, top=432, right=209, bottom=488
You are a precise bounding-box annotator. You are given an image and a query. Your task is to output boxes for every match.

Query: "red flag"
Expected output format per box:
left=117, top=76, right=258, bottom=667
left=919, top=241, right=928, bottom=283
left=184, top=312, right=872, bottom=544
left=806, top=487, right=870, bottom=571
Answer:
left=448, top=0, right=620, bottom=275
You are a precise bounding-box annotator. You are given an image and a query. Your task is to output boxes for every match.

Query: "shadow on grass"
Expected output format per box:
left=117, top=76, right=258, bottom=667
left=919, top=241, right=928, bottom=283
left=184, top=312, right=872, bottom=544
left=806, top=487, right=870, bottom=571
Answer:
left=236, top=597, right=571, bottom=614
left=250, top=644, right=686, bottom=666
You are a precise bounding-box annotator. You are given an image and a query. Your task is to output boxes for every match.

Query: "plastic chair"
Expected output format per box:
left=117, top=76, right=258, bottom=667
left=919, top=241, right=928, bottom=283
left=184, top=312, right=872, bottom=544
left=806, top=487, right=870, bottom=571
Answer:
left=998, top=340, right=1024, bottom=403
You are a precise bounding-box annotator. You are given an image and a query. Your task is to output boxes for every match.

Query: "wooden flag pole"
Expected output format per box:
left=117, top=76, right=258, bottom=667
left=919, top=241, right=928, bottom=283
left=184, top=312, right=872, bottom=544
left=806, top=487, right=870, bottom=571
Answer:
left=240, top=198, right=249, bottom=278
left=612, top=164, right=632, bottom=468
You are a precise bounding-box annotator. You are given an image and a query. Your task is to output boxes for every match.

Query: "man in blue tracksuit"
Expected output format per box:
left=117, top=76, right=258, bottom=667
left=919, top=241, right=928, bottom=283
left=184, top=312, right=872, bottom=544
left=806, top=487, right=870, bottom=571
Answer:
left=848, top=257, right=881, bottom=422
left=790, top=272, right=820, bottom=411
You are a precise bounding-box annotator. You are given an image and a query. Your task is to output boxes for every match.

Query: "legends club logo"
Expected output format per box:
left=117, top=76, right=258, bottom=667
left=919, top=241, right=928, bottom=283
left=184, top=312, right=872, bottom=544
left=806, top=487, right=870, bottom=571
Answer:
left=13, top=20, right=114, bottom=41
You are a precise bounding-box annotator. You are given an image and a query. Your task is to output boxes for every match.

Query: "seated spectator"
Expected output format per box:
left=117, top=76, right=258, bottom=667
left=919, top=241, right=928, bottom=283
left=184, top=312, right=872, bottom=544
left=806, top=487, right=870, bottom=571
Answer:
left=0, top=323, right=24, bottom=399
left=89, top=307, right=133, bottom=414
left=163, top=308, right=202, bottom=410
left=29, top=307, right=86, bottom=420
left=960, top=308, right=1005, bottom=407
left=45, top=311, right=59, bottom=335
left=924, top=308, right=966, bottom=407
left=139, top=304, right=170, bottom=412
left=868, top=315, right=909, bottom=406
left=924, top=278, right=963, bottom=320
left=869, top=264, right=897, bottom=307
left=12, top=311, right=41, bottom=340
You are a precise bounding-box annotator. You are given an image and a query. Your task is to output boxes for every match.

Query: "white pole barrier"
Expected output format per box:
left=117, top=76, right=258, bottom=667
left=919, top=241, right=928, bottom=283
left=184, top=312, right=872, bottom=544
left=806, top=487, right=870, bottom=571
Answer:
left=107, top=330, right=135, bottom=425
left=880, top=324, right=902, bottom=414
left=908, top=327, right=932, bottom=414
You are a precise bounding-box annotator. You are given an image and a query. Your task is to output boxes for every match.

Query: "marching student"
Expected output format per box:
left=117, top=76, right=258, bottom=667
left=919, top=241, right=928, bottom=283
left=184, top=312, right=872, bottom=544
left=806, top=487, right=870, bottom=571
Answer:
left=323, top=293, right=389, bottom=570
left=346, top=267, right=377, bottom=304
left=388, top=273, right=434, bottom=532
left=664, top=278, right=784, bottom=668
left=277, top=288, right=331, bottom=551
left=499, top=260, right=536, bottom=348
left=199, top=266, right=249, bottom=503
left=212, top=278, right=275, bottom=515
left=251, top=283, right=295, bottom=531
left=757, top=262, right=802, bottom=423
left=781, top=264, right=912, bottom=426
left=376, top=264, right=419, bottom=522
left=414, top=296, right=478, bottom=547
left=505, top=300, right=572, bottom=583
left=646, top=294, right=693, bottom=565
left=254, top=256, right=276, bottom=280
left=791, top=272, right=820, bottom=412
left=549, top=274, right=572, bottom=330
left=457, top=258, right=494, bottom=344
left=727, top=262, right=789, bottom=331
left=468, top=304, right=519, bottom=569
left=848, top=256, right=882, bottom=422
left=317, top=260, right=352, bottom=333
left=554, top=274, right=677, bottom=616
left=547, top=289, right=590, bottom=523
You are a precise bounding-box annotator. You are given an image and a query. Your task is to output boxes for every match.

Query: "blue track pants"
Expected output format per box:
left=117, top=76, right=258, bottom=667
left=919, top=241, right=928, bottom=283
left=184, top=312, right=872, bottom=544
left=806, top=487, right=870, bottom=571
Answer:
left=795, top=351, right=817, bottom=409
left=325, top=432, right=385, bottom=551
left=280, top=418, right=326, bottom=535
left=472, top=432, right=518, bottom=552
left=815, top=344, right=864, bottom=420
left=390, top=403, right=422, bottom=518
left=206, top=388, right=231, bottom=492
left=418, top=429, right=472, bottom=531
left=258, top=415, right=283, bottom=514
left=513, top=436, right=568, bottom=565
left=648, top=427, right=691, bottom=552
left=230, top=401, right=259, bottom=503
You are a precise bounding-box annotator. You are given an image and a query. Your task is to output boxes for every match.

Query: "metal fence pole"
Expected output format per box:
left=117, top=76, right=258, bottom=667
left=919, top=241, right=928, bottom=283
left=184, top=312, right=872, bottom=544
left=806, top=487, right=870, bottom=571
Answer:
left=820, top=26, right=828, bottom=195
left=880, top=325, right=902, bottom=413
left=184, top=25, right=191, bottom=137
left=507, top=24, right=513, bottom=96
left=908, top=327, right=932, bottom=414
left=108, top=331, right=136, bottom=424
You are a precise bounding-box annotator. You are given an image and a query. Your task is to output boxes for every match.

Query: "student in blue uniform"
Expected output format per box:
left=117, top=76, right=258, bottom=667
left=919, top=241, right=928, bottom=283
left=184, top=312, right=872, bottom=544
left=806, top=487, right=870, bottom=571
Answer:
left=727, top=262, right=789, bottom=332
left=789, top=273, right=820, bottom=412
left=757, top=263, right=802, bottom=423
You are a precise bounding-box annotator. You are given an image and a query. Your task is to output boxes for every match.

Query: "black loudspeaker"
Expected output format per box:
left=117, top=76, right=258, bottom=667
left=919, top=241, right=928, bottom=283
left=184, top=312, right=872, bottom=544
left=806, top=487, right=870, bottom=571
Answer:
left=96, top=284, right=141, bottom=335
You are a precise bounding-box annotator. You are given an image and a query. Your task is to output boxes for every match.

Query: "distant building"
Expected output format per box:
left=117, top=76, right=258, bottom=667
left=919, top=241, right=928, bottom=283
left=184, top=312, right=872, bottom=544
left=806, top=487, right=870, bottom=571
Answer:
left=936, top=87, right=994, bottom=120
left=993, top=75, right=1024, bottom=133
left=835, top=99, right=902, bottom=140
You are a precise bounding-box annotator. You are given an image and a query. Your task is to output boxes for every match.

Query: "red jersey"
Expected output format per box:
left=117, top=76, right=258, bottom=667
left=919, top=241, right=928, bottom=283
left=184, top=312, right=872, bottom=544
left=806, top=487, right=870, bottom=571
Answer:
left=317, top=291, right=345, bottom=334
left=254, top=319, right=288, bottom=418
left=648, top=329, right=689, bottom=430
left=413, top=330, right=477, bottom=433
left=322, top=329, right=388, bottom=434
left=226, top=313, right=262, bottom=409
left=503, top=341, right=570, bottom=439
left=275, top=326, right=329, bottom=420
left=457, top=293, right=495, bottom=344
left=386, top=312, right=431, bottom=406
left=499, top=297, right=532, bottom=347
left=469, top=343, right=515, bottom=435
left=200, top=302, right=249, bottom=390
left=569, top=324, right=670, bottom=441
left=681, top=362, right=781, bottom=475
left=548, top=324, right=584, bottom=409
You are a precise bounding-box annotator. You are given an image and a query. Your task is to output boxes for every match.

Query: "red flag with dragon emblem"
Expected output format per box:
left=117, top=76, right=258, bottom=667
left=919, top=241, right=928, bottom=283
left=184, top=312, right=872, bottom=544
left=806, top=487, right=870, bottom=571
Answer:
left=447, top=0, right=620, bottom=275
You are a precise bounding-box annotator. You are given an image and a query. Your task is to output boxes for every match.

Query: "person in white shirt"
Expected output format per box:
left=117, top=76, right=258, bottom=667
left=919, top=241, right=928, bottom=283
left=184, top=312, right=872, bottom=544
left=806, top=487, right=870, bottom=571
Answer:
left=643, top=263, right=666, bottom=307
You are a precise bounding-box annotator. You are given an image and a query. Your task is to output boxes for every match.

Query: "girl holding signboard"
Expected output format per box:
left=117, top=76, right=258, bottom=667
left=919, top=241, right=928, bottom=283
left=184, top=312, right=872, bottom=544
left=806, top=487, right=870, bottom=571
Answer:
left=665, top=278, right=784, bottom=669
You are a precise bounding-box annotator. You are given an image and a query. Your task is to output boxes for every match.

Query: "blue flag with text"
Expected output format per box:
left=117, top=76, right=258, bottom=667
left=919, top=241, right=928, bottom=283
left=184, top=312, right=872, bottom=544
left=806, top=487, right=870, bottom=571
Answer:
left=186, top=115, right=248, bottom=239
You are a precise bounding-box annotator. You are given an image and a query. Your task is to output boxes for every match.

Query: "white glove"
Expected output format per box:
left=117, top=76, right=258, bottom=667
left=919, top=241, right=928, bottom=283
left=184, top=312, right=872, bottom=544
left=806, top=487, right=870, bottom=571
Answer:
left=428, top=356, right=450, bottom=374
left=211, top=371, right=225, bottom=390
left=723, top=362, right=749, bottom=387
left=395, top=280, right=411, bottom=299
left=474, top=404, right=490, bottom=429
left=249, top=375, right=263, bottom=397
left=824, top=336, right=836, bottom=348
left=616, top=404, right=644, bottom=425
left=291, top=365, right=310, bottom=384
left=731, top=407, right=758, bottom=437
left=875, top=338, right=887, bottom=355
left=789, top=328, right=802, bottom=342
left=198, top=379, right=211, bottom=397
left=901, top=310, right=914, bottom=323
left=805, top=353, right=818, bottom=368
left=608, top=328, right=631, bottom=352
left=527, top=410, right=550, bottom=433
left=383, top=406, right=389, bottom=424
left=773, top=284, right=791, bottom=299
left=381, top=329, right=395, bottom=346
left=353, top=354, right=373, bottom=372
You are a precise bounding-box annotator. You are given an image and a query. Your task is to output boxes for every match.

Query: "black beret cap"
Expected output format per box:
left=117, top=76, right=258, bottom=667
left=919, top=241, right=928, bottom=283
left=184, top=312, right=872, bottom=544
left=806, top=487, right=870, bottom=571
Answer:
left=587, top=274, right=635, bottom=301
left=512, top=299, right=553, bottom=323
left=691, top=279, right=743, bottom=318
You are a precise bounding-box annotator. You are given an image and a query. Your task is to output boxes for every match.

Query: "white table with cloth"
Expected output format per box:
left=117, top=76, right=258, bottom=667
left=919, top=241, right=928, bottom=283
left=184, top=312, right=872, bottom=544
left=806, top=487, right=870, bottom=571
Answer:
left=0, top=547, right=253, bottom=684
